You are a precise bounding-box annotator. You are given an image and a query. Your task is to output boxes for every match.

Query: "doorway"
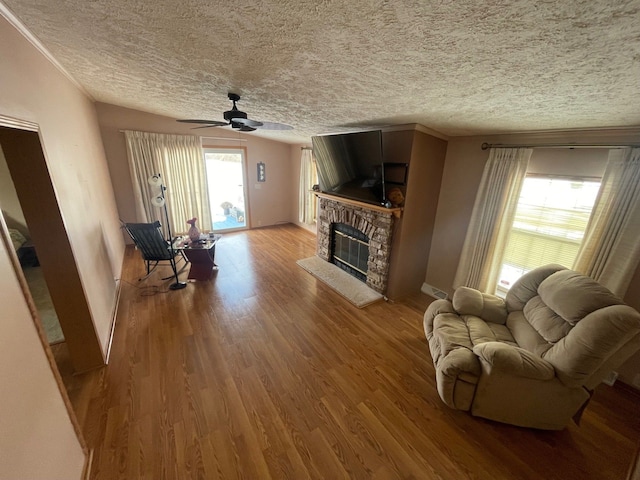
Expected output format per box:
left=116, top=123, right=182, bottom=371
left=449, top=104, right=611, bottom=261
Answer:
left=0, top=123, right=96, bottom=465
left=204, top=147, right=249, bottom=231
left=0, top=126, right=104, bottom=373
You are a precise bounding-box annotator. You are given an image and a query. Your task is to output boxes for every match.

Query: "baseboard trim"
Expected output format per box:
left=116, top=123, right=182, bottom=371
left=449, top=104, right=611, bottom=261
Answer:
left=82, top=448, right=94, bottom=480
left=615, top=378, right=640, bottom=397
left=105, top=278, right=122, bottom=364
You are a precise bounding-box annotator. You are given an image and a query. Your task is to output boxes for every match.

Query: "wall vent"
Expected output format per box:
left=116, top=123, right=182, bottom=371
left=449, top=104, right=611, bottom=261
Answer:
left=421, top=283, right=449, bottom=300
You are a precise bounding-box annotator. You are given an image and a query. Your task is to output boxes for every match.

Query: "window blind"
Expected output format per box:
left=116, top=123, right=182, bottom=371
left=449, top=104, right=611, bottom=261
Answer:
left=497, top=176, right=601, bottom=292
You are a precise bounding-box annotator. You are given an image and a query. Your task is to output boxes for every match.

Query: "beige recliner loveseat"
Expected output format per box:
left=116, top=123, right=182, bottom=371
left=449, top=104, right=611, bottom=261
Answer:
left=423, top=264, right=640, bottom=430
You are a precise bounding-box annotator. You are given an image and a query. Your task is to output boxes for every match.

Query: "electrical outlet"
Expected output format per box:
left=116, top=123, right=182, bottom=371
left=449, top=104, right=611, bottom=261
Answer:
left=258, top=220, right=262, bottom=227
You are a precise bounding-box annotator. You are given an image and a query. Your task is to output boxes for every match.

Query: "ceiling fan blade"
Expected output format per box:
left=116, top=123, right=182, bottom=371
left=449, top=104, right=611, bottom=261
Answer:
left=190, top=124, right=228, bottom=130
left=254, top=121, right=294, bottom=131
left=177, top=119, right=228, bottom=126
left=231, top=117, right=263, bottom=128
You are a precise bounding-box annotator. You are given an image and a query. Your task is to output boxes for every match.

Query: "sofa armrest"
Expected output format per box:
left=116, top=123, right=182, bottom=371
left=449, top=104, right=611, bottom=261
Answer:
left=472, top=342, right=555, bottom=380
left=424, top=299, right=456, bottom=338
left=452, top=287, right=508, bottom=324
left=425, top=298, right=456, bottom=318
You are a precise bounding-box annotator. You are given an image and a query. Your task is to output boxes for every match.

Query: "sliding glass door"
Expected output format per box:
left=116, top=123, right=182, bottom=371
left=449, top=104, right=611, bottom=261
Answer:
left=203, top=148, right=248, bottom=231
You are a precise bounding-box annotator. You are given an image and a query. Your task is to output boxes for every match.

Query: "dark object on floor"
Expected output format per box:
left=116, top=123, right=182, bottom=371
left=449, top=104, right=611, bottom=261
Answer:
left=18, top=240, right=40, bottom=267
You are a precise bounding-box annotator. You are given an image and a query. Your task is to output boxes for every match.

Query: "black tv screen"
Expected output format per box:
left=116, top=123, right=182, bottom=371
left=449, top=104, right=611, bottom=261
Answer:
left=312, top=130, right=386, bottom=206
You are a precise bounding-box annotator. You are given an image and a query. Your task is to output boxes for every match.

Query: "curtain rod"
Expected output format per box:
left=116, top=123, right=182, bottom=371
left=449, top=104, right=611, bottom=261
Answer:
left=200, top=136, right=247, bottom=142
left=481, top=142, right=640, bottom=150
left=118, top=130, right=247, bottom=141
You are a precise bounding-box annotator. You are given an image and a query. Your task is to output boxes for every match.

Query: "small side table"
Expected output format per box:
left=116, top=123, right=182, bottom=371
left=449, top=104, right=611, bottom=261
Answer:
left=176, top=235, right=221, bottom=281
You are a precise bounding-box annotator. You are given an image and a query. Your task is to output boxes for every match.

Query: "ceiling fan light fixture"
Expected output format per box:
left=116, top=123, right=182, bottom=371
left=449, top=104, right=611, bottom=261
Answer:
left=225, top=109, right=247, bottom=121
left=177, top=92, right=292, bottom=132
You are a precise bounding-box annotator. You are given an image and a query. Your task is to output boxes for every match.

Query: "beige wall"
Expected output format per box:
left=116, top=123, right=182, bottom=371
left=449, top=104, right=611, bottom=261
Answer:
left=425, top=128, right=640, bottom=387
left=0, top=11, right=125, bottom=479
left=0, top=233, right=85, bottom=479
left=386, top=129, right=447, bottom=299
left=95, top=103, right=294, bottom=235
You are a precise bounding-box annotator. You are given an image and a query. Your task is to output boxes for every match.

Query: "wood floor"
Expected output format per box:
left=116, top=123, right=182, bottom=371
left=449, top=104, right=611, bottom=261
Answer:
left=55, top=224, right=640, bottom=480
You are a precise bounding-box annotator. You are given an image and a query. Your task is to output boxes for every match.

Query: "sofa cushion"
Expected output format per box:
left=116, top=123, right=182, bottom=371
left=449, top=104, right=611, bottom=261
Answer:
left=506, top=311, right=553, bottom=357
left=465, top=315, right=517, bottom=346
left=538, top=270, right=623, bottom=325
left=506, top=264, right=566, bottom=312
left=523, top=296, right=573, bottom=343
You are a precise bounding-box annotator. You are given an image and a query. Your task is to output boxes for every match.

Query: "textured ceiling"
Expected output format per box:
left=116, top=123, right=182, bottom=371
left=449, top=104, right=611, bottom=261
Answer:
left=3, top=0, right=640, bottom=143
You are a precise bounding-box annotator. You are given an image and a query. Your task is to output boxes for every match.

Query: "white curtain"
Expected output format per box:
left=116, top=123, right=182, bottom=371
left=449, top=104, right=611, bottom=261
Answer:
left=574, top=147, right=640, bottom=296
left=124, top=131, right=212, bottom=236
left=299, top=148, right=317, bottom=224
left=453, top=148, right=532, bottom=292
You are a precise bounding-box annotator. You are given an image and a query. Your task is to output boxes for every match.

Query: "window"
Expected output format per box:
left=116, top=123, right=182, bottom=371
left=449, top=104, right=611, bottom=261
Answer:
left=203, top=148, right=248, bottom=231
left=496, top=175, right=601, bottom=294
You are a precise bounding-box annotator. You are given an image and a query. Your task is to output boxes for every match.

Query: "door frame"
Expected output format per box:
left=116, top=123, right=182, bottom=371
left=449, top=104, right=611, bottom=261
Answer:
left=202, top=145, right=251, bottom=232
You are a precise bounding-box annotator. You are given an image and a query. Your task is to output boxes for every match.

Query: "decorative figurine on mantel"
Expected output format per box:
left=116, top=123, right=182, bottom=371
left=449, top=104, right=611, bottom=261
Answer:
left=187, top=217, right=200, bottom=244
left=386, top=187, right=405, bottom=207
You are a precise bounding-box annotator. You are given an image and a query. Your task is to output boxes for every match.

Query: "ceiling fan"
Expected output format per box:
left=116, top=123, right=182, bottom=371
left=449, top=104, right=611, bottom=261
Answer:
left=177, top=93, right=293, bottom=132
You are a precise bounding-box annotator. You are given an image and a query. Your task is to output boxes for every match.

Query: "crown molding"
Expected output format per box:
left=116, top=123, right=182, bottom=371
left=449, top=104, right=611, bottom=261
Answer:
left=452, top=126, right=640, bottom=146
left=0, top=1, right=94, bottom=101
left=493, top=125, right=640, bottom=140
left=382, top=123, right=449, bottom=141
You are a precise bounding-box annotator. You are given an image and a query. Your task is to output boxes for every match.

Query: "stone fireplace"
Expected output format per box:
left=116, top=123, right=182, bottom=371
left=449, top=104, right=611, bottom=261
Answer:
left=316, top=195, right=395, bottom=294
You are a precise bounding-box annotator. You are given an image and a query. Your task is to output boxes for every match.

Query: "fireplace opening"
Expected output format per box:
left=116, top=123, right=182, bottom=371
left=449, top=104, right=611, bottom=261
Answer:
left=331, top=223, right=369, bottom=282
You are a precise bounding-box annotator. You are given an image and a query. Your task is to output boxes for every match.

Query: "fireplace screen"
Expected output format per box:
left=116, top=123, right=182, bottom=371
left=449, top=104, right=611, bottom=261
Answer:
left=331, top=223, right=369, bottom=282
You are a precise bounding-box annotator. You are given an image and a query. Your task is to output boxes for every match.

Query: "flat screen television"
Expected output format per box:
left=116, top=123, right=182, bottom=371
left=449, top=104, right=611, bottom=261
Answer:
left=312, top=130, right=389, bottom=206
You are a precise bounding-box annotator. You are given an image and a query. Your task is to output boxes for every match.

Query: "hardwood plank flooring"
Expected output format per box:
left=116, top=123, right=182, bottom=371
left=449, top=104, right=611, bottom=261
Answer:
left=55, top=224, right=640, bottom=479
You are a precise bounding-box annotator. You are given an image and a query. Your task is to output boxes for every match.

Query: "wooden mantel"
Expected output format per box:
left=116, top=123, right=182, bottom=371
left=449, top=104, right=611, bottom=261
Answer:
left=314, top=192, right=403, bottom=218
